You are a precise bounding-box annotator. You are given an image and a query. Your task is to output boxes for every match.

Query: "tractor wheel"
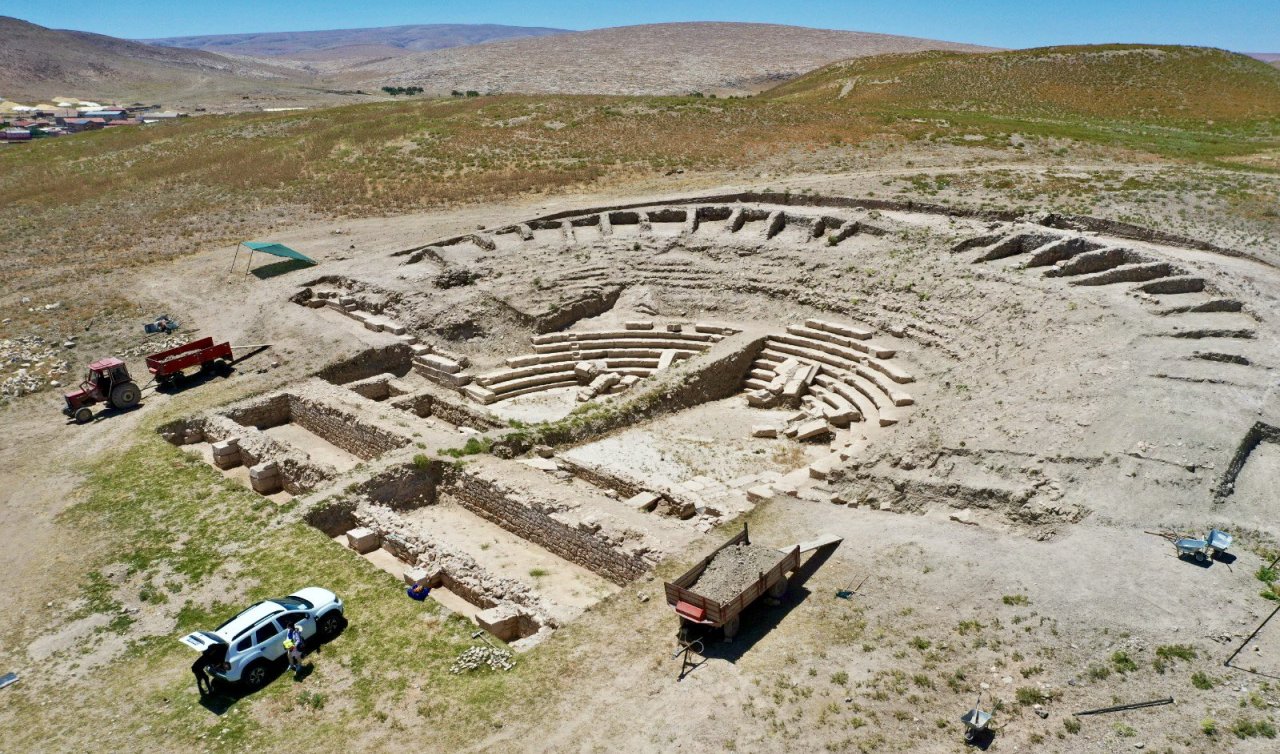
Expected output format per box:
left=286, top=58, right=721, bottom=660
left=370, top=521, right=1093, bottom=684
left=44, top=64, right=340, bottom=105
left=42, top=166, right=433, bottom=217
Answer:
left=1194, top=550, right=1208, bottom=564
left=722, top=616, right=741, bottom=642
left=74, top=407, right=93, bottom=424
left=768, top=576, right=789, bottom=600
left=110, top=382, right=141, bottom=410
left=215, top=359, right=232, bottom=377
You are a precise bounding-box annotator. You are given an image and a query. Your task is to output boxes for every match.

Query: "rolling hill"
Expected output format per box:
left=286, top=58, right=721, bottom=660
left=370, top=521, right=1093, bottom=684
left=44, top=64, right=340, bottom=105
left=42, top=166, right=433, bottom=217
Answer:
left=0, top=16, right=326, bottom=104
left=144, top=23, right=569, bottom=59
left=338, top=22, right=997, bottom=95
left=765, top=45, right=1280, bottom=123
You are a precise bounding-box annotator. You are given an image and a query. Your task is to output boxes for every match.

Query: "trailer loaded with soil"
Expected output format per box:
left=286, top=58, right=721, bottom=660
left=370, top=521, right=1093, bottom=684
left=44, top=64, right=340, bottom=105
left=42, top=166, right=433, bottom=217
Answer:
left=665, top=524, right=816, bottom=642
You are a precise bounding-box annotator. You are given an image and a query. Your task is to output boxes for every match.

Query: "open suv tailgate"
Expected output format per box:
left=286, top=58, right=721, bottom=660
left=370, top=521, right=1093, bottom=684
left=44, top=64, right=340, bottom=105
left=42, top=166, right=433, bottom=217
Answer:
left=179, top=631, right=223, bottom=652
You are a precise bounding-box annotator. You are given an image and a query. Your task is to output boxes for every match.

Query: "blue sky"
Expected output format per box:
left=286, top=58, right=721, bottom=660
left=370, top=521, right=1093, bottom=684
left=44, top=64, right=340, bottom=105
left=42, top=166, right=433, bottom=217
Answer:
left=4, top=0, right=1278, bottom=51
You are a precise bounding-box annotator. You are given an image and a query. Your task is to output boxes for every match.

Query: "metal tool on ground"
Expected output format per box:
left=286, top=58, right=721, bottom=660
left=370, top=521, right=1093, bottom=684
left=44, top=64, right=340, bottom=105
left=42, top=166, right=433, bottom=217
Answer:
left=1224, top=602, right=1280, bottom=669
left=671, top=634, right=706, bottom=681
left=960, top=694, right=993, bottom=744
left=0, top=672, right=17, bottom=691
left=470, top=629, right=499, bottom=651
left=1173, top=529, right=1232, bottom=564
left=836, top=574, right=869, bottom=600
left=664, top=523, right=841, bottom=643
left=1073, top=697, right=1174, bottom=716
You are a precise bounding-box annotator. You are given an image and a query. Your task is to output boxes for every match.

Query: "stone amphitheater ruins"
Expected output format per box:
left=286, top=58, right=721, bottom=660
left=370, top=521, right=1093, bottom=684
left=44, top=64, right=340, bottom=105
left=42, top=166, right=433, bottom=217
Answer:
left=153, top=191, right=1280, bottom=651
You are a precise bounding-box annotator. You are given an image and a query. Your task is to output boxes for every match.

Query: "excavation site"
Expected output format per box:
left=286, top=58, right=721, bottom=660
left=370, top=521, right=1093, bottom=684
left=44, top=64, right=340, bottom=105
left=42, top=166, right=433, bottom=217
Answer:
left=140, top=191, right=1279, bottom=672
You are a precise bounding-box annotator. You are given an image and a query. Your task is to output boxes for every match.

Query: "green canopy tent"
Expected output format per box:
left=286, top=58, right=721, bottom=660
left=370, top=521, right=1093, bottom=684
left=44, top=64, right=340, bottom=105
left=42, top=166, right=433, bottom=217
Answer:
left=230, top=241, right=317, bottom=276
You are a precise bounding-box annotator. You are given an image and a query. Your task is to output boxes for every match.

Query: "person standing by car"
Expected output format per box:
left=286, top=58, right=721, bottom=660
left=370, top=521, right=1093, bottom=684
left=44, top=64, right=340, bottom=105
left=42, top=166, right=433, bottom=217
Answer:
left=285, top=624, right=305, bottom=675
left=192, top=643, right=227, bottom=696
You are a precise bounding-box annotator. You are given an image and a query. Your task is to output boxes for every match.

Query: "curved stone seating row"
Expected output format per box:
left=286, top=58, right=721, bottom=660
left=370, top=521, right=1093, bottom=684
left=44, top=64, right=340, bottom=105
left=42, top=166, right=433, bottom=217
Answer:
left=465, top=323, right=737, bottom=404
left=961, top=230, right=1195, bottom=293
left=742, top=320, right=915, bottom=427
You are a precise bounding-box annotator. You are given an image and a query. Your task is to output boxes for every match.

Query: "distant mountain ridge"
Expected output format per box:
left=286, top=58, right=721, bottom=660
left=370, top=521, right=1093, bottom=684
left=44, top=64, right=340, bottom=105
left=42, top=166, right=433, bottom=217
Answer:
left=337, top=22, right=999, bottom=96
left=144, top=23, right=570, bottom=58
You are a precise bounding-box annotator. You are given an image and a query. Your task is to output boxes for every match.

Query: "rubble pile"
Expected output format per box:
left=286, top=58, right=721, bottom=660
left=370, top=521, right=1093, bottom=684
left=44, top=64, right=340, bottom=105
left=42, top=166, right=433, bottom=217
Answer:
left=1, top=335, right=71, bottom=398
left=450, top=645, right=516, bottom=674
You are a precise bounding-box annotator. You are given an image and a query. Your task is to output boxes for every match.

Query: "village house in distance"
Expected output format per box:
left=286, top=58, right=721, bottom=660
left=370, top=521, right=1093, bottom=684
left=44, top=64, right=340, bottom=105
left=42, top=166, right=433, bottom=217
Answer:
left=0, top=96, right=187, bottom=141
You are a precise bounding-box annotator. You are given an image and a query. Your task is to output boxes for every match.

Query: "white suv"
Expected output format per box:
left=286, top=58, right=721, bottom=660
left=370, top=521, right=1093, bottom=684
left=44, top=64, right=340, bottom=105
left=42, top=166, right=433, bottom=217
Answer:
left=180, top=587, right=345, bottom=689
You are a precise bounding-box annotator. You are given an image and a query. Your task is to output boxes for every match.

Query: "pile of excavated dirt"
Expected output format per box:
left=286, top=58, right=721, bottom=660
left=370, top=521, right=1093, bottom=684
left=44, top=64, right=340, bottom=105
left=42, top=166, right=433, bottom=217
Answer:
left=690, top=542, right=782, bottom=604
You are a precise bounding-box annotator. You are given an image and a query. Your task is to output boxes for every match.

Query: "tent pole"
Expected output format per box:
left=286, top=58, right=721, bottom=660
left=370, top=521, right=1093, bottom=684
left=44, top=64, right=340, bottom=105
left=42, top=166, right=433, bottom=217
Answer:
left=229, top=243, right=240, bottom=274
left=245, top=248, right=253, bottom=276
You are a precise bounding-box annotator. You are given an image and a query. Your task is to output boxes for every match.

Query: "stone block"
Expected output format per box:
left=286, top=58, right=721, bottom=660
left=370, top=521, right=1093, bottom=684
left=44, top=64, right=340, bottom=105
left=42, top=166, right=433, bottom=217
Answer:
left=752, top=425, right=779, bottom=438
left=624, top=321, right=654, bottom=330
left=345, top=527, right=380, bottom=554
left=746, top=485, right=775, bottom=503
left=588, top=372, right=620, bottom=392
left=211, top=440, right=242, bottom=469
left=249, top=468, right=282, bottom=494
left=665, top=323, right=683, bottom=333
left=403, top=567, right=431, bottom=587
left=625, top=491, right=661, bottom=512
left=385, top=322, right=408, bottom=336
left=808, top=457, right=835, bottom=480
left=248, top=461, right=278, bottom=480
left=475, top=604, right=526, bottom=643
left=795, top=419, right=832, bottom=441
left=418, top=354, right=462, bottom=374
left=656, top=350, right=677, bottom=371
left=574, top=361, right=599, bottom=383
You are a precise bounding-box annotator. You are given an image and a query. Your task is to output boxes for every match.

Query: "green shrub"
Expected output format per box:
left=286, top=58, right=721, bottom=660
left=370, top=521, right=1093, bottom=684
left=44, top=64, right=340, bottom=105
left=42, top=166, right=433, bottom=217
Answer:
left=1231, top=718, right=1277, bottom=739
left=1111, top=650, right=1138, bottom=673
left=1002, top=594, right=1029, bottom=606
left=1064, top=717, right=1081, bottom=734
left=1202, top=718, right=1217, bottom=736
left=1015, top=687, right=1043, bottom=706
left=1191, top=671, right=1214, bottom=690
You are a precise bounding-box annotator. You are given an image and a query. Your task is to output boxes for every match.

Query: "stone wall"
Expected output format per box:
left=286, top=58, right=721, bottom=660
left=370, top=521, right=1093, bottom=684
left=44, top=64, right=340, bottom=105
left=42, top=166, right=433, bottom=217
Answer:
left=496, top=331, right=765, bottom=450
left=345, top=373, right=395, bottom=401
left=314, top=344, right=414, bottom=385
left=222, top=393, right=291, bottom=429
left=441, top=465, right=650, bottom=585
left=352, top=461, right=441, bottom=510
left=286, top=393, right=409, bottom=461
left=390, top=390, right=504, bottom=430
left=556, top=456, right=703, bottom=516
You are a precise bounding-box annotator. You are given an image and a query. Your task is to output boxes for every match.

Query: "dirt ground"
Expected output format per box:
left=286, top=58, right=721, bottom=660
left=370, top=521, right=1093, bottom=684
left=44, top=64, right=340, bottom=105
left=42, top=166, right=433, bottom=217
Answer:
left=2, top=149, right=1279, bottom=753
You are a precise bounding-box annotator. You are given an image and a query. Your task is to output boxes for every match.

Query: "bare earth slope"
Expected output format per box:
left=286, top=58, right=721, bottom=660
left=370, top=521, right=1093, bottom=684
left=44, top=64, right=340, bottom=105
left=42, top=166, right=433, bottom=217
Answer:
left=343, top=21, right=997, bottom=95
left=144, top=23, right=570, bottom=59
left=0, top=15, right=321, bottom=103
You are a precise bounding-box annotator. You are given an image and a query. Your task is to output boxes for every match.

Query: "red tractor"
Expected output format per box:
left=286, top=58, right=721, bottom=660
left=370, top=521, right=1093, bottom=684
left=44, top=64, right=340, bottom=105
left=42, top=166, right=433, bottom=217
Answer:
left=62, top=357, right=142, bottom=424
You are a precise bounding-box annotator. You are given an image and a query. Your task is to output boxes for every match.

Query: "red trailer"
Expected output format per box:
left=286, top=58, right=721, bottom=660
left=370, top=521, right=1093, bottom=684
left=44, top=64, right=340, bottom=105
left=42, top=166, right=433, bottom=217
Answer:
left=145, top=336, right=233, bottom=385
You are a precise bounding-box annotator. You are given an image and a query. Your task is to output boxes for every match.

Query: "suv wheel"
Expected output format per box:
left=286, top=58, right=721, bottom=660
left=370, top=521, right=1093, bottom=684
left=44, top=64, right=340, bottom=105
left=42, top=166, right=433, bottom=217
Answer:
left=317, top=611, right=345, bottom=640
left=242, top=660, right=270, bottom=690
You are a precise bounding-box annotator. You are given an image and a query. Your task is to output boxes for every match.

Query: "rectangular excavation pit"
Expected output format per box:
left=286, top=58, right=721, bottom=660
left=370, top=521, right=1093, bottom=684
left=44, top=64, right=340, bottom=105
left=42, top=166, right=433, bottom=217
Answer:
left=315, top=344, right=414, bottom=386
left=398, top=497, right=618, bottom=617
left=223, top=392, right=410, bottom=471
